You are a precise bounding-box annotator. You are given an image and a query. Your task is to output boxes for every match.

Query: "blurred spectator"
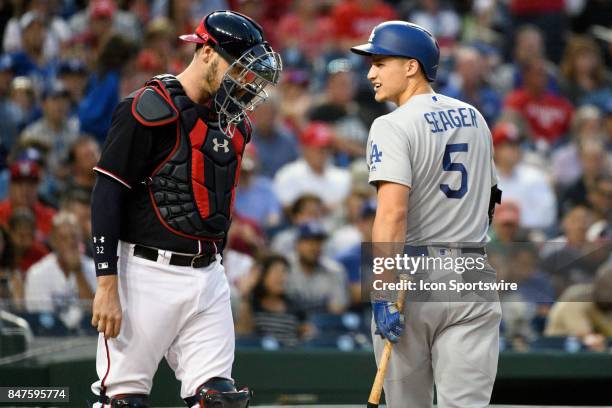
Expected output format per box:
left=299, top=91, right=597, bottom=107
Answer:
left=278, top=69, right=312, bottom=133
left=507, top=245, right=556, bottom=304
left=60, top=136, right=100, bottom=195
left=151, top=0, right=198, bottom=45
left=493, top=25, right=557, bottom=96
left=277, top=0, right=334, bottom=63
left=251, top=94, right=300, bottom=179
left=560, top=35, right=612, bottom=110
left=488, top=200, right=528, bottom=245
left=0, top=225, right=20, bottom=306
left=225, top=246, right=257, bottom=319
left=558, top=139, right=609, bottom=216
left=309, top=59, right=368, bottom=163
left=234, top=0, right=277, bottom=48
left=606, top=101, right=612, bottom=156
left=493, top=122, right=557, bottom=231
left=335, top=199, right=376, bottom=307
left=5, top=11, right=55, bottom=84
left=24, top=211, right=96, bottom=330
left=3, top=3, right=70, bottom=61
left=226, top=215, right=266, bottom=258
left=551, top=105, right=603, bottom=189
left=137, top=17, right=181, bottom=75
left=504, top=57, right=573, bottom=151
left=69, top=0, right=141, bottom=48
left=7, top=208, right=48, bottom=278
left=327, top=164, right=371, bottom=232
left=0, top=55, right=19, bottom=154
left=59, top=188, right=93, bottom=257
left=508, top=0, right=567, bottom=63
left=0, top=160, right=56, bottom=240
left=234, top=146, right=282, bottom=229
left=545, top=262, right=612, bottom=351
left=408, top=0, right=461, bottom=49
left=586, top=175, right=612, bottom=242
left=274, top=122, right=351, bottom=209
left=440, top=46, right=502, bottom=126
left=8, top=76, right=39, bottom=131
left=331, top=0, right=397, bottom=49
left=325, top=191, right=371, bottom=257
left=21, top=81, right=80, bottom=172
left=7, top=143, right=60, bottom=207
left=271, top=194, right=324, bottom=255
left=570, top=0, right=612, bottom=35
left=541, top=206, right=597, bottom=297
left=57, top=59, right=89, bottom=109
left=236, top=254, right=310, bottom=347
left=286, top=222, right=349, bottom=314
left=78, top=33, right=136, bottom=142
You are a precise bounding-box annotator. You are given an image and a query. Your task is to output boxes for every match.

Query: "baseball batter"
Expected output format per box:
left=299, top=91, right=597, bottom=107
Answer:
left=88, top=11, right=281, bottom=408
left=351, top=22, right=502, bottom=407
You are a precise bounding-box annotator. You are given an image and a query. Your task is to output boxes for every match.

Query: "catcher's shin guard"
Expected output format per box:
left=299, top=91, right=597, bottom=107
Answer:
left=183, top=377, right=251, bottom=408
left=98, top=394, right=149, bottom=407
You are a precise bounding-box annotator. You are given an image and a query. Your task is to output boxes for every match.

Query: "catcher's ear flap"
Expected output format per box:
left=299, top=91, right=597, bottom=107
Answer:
left=131, top=86, right=179, bottom=126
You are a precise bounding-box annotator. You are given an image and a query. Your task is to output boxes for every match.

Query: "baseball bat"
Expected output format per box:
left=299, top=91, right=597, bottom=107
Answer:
left=367, top=291, right=406, bottom=408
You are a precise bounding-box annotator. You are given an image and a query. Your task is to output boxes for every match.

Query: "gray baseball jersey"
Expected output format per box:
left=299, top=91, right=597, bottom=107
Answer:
left=366, top=93, right=497, bottom=245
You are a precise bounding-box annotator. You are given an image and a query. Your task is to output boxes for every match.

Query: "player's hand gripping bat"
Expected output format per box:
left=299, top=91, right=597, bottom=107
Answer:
left=367, top=289, right=406, bottom=408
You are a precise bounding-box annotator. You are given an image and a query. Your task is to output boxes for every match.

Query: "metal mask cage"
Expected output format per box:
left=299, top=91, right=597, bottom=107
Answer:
left=214, top=42, right=282, bottom=138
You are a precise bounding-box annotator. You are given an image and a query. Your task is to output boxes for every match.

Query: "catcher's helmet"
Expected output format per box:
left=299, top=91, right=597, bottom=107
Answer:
left=350, top=21, right=440, bottom=82
left=180, top=10, right=265, bottom=62
left=180, top=11, right=282, bottom=137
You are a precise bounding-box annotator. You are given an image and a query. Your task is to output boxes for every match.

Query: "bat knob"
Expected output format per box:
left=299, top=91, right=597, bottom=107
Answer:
left=367, top=403, right=379, bottom=408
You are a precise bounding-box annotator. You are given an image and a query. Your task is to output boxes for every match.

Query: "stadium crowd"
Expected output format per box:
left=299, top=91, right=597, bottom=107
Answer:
left=0, top=0, right=610, bottom=351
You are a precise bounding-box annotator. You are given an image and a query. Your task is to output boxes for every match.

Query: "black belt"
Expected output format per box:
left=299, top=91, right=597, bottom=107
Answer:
left=133, top=245, right=216, bottom=268
left=405, top=245, right=485, bottom=257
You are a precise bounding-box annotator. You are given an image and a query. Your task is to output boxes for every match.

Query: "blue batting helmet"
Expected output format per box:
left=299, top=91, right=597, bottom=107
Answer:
left=350, top=21, right=440, bottom=82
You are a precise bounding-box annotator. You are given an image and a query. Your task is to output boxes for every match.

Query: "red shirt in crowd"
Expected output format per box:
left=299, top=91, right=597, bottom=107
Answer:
left=277, top=13, right=335, bottom=60
left=19, top=242, right=49, bottom=276
left=504, top=90, right=574, bottom=144
left=510, top=0, right=564, bottom=15
left=0, top=201, right=57, bottom=240
left=332, top=0, right=397, bottom=41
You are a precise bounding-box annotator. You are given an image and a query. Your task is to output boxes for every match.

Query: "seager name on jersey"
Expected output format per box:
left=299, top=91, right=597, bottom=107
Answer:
left=423, top=107, right=478, bottom=133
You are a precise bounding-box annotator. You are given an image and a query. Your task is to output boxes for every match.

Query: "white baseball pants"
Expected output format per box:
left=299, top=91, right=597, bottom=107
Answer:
left=91, top=242, right=234, bottom=407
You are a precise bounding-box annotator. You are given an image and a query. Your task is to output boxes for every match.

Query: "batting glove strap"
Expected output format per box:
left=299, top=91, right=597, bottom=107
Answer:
left=372, top=300, right=405, bottom=343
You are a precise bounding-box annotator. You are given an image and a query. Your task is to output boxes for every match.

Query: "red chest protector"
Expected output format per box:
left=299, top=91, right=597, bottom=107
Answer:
left=130, top=74, right=249, bottom=241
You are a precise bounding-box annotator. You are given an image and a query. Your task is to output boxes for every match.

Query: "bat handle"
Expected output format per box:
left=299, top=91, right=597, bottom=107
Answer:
left=367, top=291, right=406, bottom=407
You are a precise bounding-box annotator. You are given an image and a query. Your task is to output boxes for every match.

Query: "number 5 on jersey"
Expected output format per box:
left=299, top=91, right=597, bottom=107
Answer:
left=440, top=143, right=468, bottom=199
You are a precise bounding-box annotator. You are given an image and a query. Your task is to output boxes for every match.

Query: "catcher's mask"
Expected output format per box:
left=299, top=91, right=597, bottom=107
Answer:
left=180, top=11, right=283, bottom=137
left=214, top=42, right=282, bottom=137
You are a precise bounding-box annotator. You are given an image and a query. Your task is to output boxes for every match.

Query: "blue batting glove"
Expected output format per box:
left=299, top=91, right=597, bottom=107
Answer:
left=372, top=300, right=405, bottom=343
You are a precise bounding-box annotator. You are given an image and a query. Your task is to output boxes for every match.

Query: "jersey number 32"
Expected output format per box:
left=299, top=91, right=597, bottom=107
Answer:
left=440, top=143, right=468, bottom=199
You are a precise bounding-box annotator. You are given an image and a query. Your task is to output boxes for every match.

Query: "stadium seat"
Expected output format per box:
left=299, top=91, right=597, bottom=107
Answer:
left=16, top=312, right=70, bottom=337
left=529, top=336, right=585, bottom=352
left=308, top=312, right=364, bottom=334
left=301, top=333, right=356, bottom=351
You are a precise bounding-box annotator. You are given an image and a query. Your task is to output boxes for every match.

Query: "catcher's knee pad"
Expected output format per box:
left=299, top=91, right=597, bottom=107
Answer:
left=99, top=394, right=149, bottom=407
left=183, top=377, right=251, bottom=408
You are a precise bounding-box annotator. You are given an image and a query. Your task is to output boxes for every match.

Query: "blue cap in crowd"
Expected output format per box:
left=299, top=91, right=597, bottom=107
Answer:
left=58, top=59, right=88, bottom=76
left=0, top=54, right=14, bottom=72
left=42, top=81, right=70, bottom=100
left=360, top=199, right=377, bottom=219
left=297, top=221, right=328, bottom=240
left=604, top=98, right=612, bottom=116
